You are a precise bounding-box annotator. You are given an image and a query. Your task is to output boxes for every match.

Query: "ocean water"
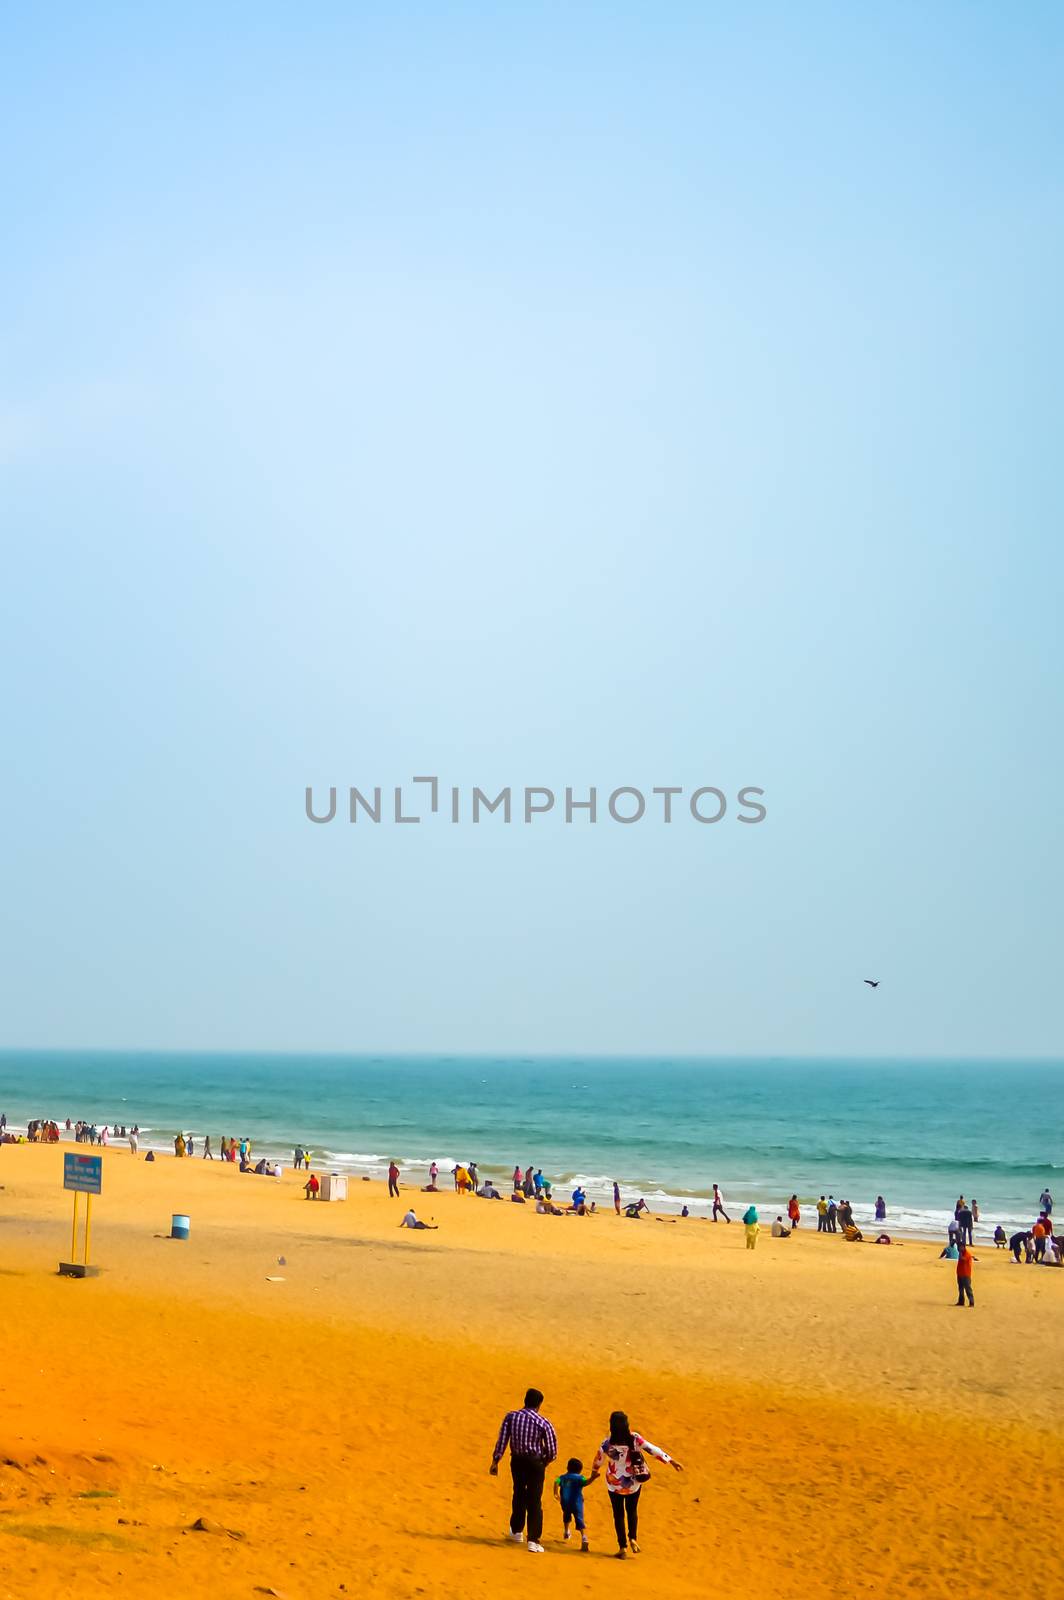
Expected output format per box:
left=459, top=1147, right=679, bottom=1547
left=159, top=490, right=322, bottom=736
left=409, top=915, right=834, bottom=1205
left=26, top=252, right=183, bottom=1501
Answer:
left=1, top=1052, right=1059, bottom=1238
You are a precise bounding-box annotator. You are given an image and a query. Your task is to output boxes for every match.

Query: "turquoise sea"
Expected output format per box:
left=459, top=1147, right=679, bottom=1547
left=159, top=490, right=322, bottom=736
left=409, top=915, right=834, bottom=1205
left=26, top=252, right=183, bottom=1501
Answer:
left=1, top=1052, right=1059, bottom=1237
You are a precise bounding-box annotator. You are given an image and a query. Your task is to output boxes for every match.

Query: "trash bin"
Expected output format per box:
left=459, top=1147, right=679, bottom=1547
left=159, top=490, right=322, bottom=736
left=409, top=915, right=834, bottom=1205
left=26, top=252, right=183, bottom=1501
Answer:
left=170, top=1213, right=190, bottom=1239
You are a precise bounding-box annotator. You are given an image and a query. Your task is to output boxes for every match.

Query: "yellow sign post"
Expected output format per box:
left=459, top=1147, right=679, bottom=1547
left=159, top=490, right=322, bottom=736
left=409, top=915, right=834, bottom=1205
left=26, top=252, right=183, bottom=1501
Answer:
left=60, top=1152, right=102, bottom=1278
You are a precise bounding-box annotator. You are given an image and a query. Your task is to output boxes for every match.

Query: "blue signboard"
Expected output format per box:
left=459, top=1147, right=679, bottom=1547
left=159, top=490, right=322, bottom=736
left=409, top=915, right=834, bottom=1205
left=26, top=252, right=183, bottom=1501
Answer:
left=63, top=1152, right=103, bottom=1195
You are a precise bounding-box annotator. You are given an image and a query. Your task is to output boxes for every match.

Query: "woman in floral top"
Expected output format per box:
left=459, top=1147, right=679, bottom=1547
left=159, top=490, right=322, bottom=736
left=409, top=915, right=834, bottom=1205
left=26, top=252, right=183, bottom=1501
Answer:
left=590, top=1410, right=683, bottom=1559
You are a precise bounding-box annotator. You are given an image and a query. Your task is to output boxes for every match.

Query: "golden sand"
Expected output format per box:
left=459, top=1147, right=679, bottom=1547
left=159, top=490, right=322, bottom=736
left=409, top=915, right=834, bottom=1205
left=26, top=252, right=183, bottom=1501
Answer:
left=0, top=1143, right=1061, bottom=1598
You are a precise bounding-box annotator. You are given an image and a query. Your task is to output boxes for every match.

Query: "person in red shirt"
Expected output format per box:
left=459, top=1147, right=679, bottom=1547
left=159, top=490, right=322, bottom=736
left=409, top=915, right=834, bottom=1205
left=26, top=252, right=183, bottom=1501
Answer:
left=388, top=1161, right=400, bottom=1198
left=956, top=1243, right=975, bottom=1307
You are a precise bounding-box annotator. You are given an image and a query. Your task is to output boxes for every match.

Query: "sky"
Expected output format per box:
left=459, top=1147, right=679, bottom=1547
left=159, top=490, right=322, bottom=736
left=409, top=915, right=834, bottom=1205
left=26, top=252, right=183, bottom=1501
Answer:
left=1, top=3, right=1062, bottom=1057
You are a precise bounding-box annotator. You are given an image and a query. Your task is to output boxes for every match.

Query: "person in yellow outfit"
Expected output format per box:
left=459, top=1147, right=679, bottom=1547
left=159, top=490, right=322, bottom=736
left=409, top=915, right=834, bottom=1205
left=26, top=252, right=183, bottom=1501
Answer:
left=743, top=1204, right=760, bottom=1249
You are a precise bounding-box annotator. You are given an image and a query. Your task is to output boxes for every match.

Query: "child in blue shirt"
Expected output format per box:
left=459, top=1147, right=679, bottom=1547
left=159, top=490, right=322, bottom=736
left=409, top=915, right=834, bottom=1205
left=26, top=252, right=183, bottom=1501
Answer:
left=553, top=1456, right=591, bottom=1551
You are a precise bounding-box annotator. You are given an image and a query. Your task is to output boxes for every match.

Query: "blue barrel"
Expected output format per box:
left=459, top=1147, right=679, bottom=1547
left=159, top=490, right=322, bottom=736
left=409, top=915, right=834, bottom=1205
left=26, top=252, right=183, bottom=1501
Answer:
left=170, top=1213, right=190, bottom=1240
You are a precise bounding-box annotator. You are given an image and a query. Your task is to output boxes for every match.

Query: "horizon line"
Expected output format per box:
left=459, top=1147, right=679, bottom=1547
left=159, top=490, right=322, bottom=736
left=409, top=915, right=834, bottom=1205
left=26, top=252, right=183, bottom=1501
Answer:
left=1, top=1046, right=1061, bottom=1066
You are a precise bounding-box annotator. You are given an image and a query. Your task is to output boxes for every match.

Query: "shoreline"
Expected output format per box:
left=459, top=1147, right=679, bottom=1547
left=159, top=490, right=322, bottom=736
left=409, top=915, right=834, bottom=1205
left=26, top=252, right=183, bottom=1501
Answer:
left=3, top=1115, right=1048, bottom=1243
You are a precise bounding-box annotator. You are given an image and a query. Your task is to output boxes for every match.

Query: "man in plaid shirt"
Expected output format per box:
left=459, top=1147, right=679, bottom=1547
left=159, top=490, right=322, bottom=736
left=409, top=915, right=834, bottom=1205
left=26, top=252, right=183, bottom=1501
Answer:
left=489, top=1387, right=558, bottom=1553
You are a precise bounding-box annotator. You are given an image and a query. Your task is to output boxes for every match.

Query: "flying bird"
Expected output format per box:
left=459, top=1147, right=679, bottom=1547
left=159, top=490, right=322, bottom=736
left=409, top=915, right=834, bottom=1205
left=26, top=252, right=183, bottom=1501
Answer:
left=864, top=979, right=880, bottom=988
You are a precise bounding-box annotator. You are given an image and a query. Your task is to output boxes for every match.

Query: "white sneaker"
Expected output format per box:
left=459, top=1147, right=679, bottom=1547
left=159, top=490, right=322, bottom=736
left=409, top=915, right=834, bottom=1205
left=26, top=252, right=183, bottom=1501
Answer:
left=507, top=1531, right=524, bottom=1542
left=527, top=1542, right=545, bottom=1554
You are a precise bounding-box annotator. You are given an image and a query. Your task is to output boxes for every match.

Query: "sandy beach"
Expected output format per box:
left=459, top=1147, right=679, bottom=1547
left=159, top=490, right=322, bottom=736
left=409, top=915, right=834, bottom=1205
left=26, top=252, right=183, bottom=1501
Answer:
left=1, top=1142, right=1061, bottom=1599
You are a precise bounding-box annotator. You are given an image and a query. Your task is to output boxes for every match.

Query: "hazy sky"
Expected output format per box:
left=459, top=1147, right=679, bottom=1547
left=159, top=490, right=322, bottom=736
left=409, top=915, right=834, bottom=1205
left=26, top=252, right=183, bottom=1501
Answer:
left=2, top=4, right=1061, bottom=1056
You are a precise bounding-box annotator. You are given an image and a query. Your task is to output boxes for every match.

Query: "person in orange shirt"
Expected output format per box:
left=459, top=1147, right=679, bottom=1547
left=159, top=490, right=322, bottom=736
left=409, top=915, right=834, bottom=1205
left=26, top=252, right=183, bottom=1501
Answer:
left=788, top=1194, right=801, bottom=1228
left=1032, top=1219, right=1047, bottom=1262
left=956, top=1243, right=975, bottom=1307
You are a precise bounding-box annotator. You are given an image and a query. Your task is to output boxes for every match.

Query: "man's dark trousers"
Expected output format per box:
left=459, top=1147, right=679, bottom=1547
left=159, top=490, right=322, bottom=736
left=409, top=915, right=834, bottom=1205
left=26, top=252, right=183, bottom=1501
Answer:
left=510, top=1455, right=546, bottom=1542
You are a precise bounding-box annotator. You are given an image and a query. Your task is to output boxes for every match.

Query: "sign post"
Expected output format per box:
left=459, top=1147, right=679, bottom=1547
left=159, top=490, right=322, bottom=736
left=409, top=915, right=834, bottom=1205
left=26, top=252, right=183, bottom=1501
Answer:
left=60, top=1153, right=103, bottom=1278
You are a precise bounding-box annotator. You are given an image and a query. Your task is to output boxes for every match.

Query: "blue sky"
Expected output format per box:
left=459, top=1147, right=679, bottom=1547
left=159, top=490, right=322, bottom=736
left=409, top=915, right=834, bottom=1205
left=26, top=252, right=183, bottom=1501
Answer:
left=2, top=3, right=1061, bottom=1056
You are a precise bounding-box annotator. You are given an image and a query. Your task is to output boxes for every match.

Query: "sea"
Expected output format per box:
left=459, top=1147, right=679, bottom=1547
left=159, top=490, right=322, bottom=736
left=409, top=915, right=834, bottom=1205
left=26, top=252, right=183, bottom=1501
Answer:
left=0, top=1052, right=1059, bottom=1239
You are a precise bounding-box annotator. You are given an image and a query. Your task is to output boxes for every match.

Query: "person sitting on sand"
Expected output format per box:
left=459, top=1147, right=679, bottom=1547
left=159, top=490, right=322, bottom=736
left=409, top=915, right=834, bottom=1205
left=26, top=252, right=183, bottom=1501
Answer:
left=536, top=1195, right=564, bottom=1216
left=940, top=1241, right=959, bottom=1260
left=399, top=1208, right=438, bottom=1231
left=771, top=1216, right=791, bottom=1238
left=624, top=1199, right=649, bottom=1220
left=479, top=1179, right=502, bottom=1199
left=874, top=1233, right=892, bottom=1245
left=304, top=1172, right=320, bottom=1199
left=843, top=1223, right=864, bottom=1242
left=994, top=1225, right=1007, bottom=1248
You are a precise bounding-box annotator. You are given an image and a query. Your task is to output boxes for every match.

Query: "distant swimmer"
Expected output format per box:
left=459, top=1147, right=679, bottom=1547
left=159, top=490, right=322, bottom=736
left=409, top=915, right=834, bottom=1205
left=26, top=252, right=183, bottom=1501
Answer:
left=864, top=979, right=880, bottom=988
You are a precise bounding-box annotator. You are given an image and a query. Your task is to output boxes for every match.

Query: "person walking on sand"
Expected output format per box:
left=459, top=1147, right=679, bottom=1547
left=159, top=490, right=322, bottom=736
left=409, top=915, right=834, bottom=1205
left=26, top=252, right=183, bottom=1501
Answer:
left=203, top=1135, right=212, bottom=1160
left=554, top=1456, right=592, bottom=1551
left=490, top=1387, right=557, bottom=1554
left=388, top=1160, right=400, bottom=1198
left=592, top=1409, right=683, bottom=1560
left=711, top=1183, right=730, bottom=1223
left=956, top=1240, right=975, bottom=1307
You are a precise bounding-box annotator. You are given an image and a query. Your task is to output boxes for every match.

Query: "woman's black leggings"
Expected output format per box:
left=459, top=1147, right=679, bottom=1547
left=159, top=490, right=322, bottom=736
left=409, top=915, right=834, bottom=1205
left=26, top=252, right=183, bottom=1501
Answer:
left=610, top=1489, right=640, bottom=1547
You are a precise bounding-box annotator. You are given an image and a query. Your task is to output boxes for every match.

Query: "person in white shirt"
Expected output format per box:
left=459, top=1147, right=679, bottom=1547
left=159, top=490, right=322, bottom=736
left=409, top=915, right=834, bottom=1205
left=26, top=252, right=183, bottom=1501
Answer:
left=399, top=1209, right=438, bottom=1231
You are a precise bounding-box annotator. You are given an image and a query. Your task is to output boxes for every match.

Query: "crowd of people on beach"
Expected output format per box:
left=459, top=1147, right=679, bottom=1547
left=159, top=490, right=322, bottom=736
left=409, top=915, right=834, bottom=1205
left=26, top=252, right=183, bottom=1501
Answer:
left=3, top=1114, right=1059, bottom=1276
left=489, top=1386, right=683, bottom=1559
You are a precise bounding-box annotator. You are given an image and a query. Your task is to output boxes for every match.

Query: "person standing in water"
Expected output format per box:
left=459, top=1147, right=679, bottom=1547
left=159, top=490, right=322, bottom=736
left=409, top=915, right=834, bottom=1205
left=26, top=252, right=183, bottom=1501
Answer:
left=875, top=1195, right=887, bottom=1222
left=711, top=1183, right=730, bottom=1223
left=591, top=1409, right=683, bottom=1560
